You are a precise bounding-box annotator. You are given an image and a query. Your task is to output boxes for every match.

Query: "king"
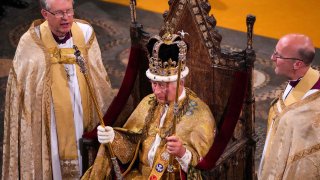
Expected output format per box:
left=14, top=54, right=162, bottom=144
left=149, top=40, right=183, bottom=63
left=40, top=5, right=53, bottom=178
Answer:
left=82, top=30, right=217, bottom=180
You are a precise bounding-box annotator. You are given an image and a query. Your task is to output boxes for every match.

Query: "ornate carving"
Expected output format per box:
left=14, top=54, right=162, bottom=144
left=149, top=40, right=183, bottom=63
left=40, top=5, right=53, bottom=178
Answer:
left=206, top=15, right=217, bottom=28
left=201, top=2, right=211, bottom=13
left=163, top=10, right=169, bottom=19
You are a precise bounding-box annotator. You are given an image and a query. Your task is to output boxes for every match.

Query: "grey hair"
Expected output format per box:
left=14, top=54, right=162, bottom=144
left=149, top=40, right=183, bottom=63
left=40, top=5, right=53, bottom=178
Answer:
left=39, top=0, right=50, bottom=9
left=40, top=0, right=74, bottom=10
left=298, top=48, right=315, bottom=65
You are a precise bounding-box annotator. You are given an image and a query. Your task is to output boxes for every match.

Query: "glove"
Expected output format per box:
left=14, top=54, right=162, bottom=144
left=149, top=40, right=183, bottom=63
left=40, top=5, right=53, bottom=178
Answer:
left=97, top=125, right=115, bottom=144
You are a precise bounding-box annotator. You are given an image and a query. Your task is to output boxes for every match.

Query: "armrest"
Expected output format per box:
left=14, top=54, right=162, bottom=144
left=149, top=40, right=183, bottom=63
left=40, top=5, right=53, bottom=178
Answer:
left=80, top=136, right=99, bottom=175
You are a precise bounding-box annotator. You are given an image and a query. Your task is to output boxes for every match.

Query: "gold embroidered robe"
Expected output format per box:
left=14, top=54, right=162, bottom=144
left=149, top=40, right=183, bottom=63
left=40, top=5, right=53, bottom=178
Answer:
left=82, top=89, right=216, bottom=179
left=2, top=19, right=115, bottom=179
left=259, top=91, right=320, bottom=180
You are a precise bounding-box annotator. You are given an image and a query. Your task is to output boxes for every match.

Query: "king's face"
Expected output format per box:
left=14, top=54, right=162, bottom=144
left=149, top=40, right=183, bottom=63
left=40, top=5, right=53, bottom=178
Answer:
left=152, top=81, right=180, bottom=104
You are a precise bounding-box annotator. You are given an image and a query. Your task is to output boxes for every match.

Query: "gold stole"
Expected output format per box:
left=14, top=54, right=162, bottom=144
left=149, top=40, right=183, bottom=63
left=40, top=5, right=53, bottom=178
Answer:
left=40, top=21, right=90, bottom=177
left=148, top=147, right=171, bottom=179
left=284, top=67, right=320, bottom=106
left=147, top=103, right=180, bottom=180
left=268, top=68, right=320, bottom=130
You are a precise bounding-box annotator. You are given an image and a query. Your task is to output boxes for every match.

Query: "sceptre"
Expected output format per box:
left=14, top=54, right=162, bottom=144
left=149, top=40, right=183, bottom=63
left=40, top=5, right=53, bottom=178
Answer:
left=167, top=57, right=181, bottom=180
left=167, top=47, right=183, bottom=180
left=73, top=45, right=123, bottom=180
left=166, top=30, right=188, bottom=179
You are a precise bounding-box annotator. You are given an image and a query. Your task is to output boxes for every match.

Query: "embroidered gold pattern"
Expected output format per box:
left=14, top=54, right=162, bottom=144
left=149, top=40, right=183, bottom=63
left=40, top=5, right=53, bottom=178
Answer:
left=60, top=159, right=80, bottom=179
left=312, top=113, right=320, bottom=128
left=288, top=143, right=320, bottom=164
left=111, top=131, right=136, bottom=164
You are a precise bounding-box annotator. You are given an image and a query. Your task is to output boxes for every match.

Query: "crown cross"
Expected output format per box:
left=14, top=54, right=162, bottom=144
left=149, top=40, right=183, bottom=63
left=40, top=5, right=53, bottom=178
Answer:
left=177, top=30, right=189, bottom=39
left=162, top=21, right=175, bottom=43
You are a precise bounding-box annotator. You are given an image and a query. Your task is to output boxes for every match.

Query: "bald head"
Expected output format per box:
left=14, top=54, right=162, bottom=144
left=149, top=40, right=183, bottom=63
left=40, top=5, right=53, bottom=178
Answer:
left=277, top=34, right=315, bottom=65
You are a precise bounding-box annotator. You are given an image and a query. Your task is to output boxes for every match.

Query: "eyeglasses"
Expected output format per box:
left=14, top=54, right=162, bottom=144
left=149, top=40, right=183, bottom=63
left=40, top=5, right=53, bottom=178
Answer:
left=45, top=8, right=74, bottom=18
left=272, top=50, right=303, bottom=61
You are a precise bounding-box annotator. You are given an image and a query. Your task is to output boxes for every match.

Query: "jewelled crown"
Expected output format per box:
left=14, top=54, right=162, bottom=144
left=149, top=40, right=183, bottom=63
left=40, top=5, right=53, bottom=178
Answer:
left=146, top=26, right=189, bottom=82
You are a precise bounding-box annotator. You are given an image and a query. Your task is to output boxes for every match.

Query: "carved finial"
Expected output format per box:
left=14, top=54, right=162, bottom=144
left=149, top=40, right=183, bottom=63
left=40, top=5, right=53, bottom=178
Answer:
left=201, top=2, right=211, bottom=13
left=246, top=15, right=256, bottom=50
left=129, top=0, right=137, bottom=23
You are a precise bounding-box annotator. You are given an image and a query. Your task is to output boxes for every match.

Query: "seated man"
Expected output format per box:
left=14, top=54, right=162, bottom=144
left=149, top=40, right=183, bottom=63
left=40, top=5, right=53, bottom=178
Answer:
left=82, top=32, right=216, bottom=179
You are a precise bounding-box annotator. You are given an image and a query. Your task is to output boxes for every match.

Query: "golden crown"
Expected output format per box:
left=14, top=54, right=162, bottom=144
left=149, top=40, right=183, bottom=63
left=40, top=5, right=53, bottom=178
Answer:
left=146, top=27, right=188, bottom=82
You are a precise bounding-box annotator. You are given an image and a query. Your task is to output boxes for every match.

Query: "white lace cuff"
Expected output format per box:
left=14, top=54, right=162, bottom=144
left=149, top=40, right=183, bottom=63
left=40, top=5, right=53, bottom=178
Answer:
left=175, top=148, right=192, bottom=172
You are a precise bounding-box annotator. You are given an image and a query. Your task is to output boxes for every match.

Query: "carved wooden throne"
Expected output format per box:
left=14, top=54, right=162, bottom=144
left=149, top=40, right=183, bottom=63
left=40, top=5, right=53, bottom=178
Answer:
left=127, top=0, right=257, bottom=179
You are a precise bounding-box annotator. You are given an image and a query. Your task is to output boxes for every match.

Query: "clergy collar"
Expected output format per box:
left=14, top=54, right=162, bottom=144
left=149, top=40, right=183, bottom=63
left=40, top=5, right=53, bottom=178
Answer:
left=288, top=76, right=320, bottom=89
left=288, top=78, right=301, bottom=87
left=52, top=31, right=72, bottom=44
left=312, top=78, right=320, bottom=89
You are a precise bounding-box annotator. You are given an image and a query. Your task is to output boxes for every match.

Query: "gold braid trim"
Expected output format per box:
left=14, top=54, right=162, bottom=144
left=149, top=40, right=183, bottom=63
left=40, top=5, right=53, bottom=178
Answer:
left=73, top=19, right=96, bottom=48
left=288, top=143, right=320, bottom=164
left=111, top=131, right=137, bottom=164
left=29, top=20, right=54, bottom=167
